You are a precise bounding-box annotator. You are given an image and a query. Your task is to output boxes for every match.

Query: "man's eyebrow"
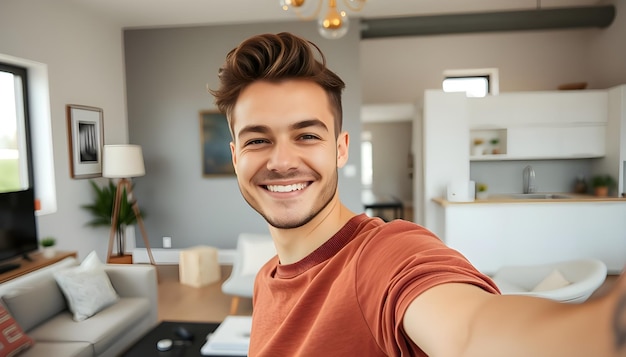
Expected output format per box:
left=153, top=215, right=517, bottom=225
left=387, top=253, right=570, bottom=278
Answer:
left=237, top=124, right=270, bottom=141
left=290, top=119, right=328, bottom=132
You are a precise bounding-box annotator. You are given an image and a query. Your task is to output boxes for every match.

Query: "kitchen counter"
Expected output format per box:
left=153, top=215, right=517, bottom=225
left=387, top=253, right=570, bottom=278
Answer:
left=435, top=195, right=626, bottom=274
left=433, top=193, right=626, bottom=206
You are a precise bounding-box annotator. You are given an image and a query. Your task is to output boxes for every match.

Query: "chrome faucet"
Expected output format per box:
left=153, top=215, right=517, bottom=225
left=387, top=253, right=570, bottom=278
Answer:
left=523, top=165, right=536, bottom=194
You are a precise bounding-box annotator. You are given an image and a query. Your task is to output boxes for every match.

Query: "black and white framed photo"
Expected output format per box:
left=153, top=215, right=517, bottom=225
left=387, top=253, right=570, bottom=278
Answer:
left=66, top=104, right=104, bottom=179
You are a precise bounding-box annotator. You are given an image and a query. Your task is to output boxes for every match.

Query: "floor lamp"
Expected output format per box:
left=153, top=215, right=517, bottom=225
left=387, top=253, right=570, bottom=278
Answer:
left=102, top=145, right=156, bottom=266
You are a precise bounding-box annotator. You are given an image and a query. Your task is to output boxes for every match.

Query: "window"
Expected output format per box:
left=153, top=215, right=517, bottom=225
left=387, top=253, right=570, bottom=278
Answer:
left=0, top=63, right=32, bottom=193
left=442, top=68, right=499, bottom=97
left=0, top=54, right=56, bottom=215
left=443, top=76, right=489, bottom=97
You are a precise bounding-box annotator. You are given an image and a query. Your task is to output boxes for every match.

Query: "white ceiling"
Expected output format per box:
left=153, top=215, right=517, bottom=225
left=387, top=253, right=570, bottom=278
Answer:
left=68, top=0, right=604, bottom=29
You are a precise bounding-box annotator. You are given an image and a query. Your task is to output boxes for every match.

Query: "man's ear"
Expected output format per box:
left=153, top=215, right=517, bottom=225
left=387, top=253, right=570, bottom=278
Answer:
left=230, top=141, right=237, bottom=174
left=336, top=131, right=349, bottom=168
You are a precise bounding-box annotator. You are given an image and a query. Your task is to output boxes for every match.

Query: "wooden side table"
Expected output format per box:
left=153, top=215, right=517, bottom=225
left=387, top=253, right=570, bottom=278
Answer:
left=0, top=250, right=77, bottom=284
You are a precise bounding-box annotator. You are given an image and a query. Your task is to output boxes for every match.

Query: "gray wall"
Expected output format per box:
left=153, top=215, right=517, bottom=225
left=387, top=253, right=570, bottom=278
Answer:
left=124, top=22, right=362, bottom=249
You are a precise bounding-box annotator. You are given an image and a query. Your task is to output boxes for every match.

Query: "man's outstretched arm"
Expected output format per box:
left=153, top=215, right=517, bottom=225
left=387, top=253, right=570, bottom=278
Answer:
left=404, top=278, right=624, bottom=357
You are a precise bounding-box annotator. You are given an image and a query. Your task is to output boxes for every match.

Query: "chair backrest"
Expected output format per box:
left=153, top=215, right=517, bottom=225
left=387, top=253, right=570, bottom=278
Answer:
left=222, top=233, right=276, bottom=298
left=234, top=233, right=276, bottom=277
left=491, top=258, right=607, bottom=303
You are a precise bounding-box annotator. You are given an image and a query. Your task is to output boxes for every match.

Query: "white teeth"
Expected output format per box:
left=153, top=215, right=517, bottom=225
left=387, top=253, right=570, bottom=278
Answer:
left=266, top=183, right=307, bottom=193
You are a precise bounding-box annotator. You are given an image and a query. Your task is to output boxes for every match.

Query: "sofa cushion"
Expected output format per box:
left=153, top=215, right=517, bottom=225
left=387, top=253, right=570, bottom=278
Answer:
left=54, top=251, right=119, bottom=321
left=28, top=297, right=150, bottom=356
left=1, top=277, right=67, bottom=332
left=18, top=341, right=92, bottom=357
left=0, top=304, right=34, bottom=356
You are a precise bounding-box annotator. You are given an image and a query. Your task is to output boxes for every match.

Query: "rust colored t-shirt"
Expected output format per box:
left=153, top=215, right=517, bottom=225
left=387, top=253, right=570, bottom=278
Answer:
left=249, top=214, right=499, bottom=356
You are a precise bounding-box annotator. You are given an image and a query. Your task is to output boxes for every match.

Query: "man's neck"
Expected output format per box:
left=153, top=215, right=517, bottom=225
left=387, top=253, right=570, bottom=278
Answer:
left=269, top=203, right=356, bottom=265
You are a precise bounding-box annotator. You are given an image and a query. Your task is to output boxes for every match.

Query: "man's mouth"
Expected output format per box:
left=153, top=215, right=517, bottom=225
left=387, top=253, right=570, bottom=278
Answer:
left=265, top=182, right=309, bottom=193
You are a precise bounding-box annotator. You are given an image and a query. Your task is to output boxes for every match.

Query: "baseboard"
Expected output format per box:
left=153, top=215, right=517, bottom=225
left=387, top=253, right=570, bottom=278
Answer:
left=131, top=248, right=236, bottom=265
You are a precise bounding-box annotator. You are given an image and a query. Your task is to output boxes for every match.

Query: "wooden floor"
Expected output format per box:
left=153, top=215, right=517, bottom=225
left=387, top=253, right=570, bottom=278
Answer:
left=156, top=264, right=619, bottom=324
left=156, top=264, right=252, bottom=323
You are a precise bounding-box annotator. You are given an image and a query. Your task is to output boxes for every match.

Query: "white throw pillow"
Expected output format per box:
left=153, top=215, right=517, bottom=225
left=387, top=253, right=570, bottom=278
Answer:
left=54, top=251, right=119, bottom=321
left=531, top=269, right=572, bottom=292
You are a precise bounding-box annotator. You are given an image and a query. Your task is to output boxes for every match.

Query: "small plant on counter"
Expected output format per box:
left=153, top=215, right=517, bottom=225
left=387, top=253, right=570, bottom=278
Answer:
left=473, top=138, right=484, bottom=146
left=476, top=183, right=489, bottom=200
left=591, top=174, right=616, bottom=197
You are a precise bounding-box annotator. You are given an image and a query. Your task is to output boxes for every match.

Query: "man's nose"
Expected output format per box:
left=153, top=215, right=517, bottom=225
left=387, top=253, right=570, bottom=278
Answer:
left=267, top=142, right=298, bottom=172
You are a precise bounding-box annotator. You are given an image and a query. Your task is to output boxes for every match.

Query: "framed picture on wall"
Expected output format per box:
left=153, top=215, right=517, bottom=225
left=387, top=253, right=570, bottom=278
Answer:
left=66, top=104, right=104, bottom=179
left=199, top=110, right=235, bottom=177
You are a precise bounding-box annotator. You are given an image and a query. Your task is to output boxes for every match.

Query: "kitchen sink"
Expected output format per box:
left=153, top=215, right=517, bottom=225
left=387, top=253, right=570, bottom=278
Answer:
left=506, top=193, right=573, bottom=199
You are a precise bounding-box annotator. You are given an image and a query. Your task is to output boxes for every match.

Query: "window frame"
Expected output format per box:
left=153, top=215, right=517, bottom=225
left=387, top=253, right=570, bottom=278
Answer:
left=0, top=62, right=34, bottom=192
left=442, top=68, right=500, bottom=96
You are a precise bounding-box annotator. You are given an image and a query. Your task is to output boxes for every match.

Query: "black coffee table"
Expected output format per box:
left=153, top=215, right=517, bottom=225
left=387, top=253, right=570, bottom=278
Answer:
left=122, top=320, right=247, bottom=357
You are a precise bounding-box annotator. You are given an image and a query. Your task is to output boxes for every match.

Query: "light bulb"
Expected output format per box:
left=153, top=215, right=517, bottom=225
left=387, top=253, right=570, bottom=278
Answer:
left=318, top=6, right=349, bottom=39
left=280, top=0, right=306, bottom=11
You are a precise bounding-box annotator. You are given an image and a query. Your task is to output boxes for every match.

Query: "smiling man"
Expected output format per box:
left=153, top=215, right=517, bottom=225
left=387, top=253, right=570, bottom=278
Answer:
left=211, top=32, right=626, bottom=357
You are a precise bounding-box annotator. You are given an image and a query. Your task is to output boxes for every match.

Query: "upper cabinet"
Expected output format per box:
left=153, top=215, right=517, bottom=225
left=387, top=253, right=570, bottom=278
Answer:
left=468, top=90, right=608, bottom=160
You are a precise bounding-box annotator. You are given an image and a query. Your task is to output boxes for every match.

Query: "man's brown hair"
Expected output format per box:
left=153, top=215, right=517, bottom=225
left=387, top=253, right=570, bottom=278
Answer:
left=210, top=32, right=346, bottom=138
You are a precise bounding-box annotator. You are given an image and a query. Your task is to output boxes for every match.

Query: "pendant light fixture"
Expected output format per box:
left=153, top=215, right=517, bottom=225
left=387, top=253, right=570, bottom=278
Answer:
left=280, top=0, right=366, bottom=39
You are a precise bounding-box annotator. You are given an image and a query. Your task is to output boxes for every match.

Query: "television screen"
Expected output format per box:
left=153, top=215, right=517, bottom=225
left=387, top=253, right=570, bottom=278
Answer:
left=0, top=188, right=39, bottom=262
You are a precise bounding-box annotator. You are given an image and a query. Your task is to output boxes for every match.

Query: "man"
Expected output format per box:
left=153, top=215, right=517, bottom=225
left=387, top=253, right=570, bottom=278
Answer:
left=211, top=32, right=625, bottom=356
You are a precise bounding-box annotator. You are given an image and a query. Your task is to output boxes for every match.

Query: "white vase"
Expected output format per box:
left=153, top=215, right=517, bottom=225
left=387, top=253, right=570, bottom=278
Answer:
left=476, top=191, right=489, bottom=200
left=42, top=246, right=56, bottom=258
left=473, top=145, right=484, bottom=156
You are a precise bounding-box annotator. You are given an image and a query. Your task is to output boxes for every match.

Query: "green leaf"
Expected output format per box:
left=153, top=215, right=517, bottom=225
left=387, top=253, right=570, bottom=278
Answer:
left=81, top=179, right=146, bottom=231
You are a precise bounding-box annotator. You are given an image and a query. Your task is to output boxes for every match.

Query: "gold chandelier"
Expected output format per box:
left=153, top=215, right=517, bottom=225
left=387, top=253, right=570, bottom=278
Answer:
left=280, top=0, right=366, bottom=39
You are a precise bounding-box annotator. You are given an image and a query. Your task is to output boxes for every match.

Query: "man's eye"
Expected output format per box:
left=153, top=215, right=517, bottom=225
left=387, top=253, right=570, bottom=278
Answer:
left=299, top=134, right=320, bottom=140
left=245, top=139, right=268, bottom=146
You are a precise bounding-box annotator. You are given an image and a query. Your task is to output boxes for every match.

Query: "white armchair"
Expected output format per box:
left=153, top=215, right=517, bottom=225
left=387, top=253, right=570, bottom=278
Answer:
left=490, top=258, right=607, bottom=303
left=222, top=233, right=276, bottom=314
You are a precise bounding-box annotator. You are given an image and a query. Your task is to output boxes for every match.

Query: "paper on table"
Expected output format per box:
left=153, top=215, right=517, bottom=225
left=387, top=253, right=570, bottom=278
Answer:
left=201, top=315, right=252, bottom=356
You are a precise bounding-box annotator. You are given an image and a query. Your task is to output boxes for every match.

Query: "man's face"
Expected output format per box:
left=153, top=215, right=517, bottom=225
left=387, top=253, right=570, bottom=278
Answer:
left=230, top=79, right=349, bottom=229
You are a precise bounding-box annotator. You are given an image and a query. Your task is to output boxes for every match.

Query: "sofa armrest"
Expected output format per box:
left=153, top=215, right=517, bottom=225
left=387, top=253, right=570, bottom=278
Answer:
left=104, top=264, right=158, bottom=322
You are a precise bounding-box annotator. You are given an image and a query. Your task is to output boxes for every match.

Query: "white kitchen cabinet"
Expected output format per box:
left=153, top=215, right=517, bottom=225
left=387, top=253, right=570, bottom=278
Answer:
left=506, top=124, right=606, bottom=159
left=468, top=90, right=608, bottom=128
left=468, top=89, right=608, bottom=161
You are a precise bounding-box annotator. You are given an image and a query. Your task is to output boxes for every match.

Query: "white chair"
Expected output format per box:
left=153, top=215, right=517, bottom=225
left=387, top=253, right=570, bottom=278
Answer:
left=222, top=233, right=276, bottom=314
left=490, top=258, right=607, bottom=303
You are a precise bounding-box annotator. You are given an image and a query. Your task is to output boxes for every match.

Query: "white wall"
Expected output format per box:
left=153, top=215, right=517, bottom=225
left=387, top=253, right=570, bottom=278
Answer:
left=0, top=0, right=128, bottom=260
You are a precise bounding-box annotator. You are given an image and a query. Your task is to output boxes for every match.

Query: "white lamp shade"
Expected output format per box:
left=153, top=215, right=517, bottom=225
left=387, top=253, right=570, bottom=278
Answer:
left=103, top=145, right=145, bottom=178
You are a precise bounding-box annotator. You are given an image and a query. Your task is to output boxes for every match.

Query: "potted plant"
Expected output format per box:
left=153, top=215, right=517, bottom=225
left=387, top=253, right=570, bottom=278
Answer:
left=476, top=183, right=489, bottom=200
left=472, top=138, right=485, bottom=156
left=81, top=180, right=145, bottom=257
left=591, top=175, right=616, bottom=197
left=40, top=236, right=56, bottom=258
left=490, top=138, right=500, bottom=154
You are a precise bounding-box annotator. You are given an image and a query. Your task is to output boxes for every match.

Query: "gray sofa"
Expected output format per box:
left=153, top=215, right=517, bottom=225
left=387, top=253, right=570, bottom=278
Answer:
left=0, top=256, right=158, bottom=357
